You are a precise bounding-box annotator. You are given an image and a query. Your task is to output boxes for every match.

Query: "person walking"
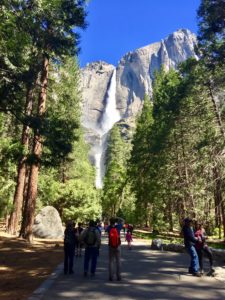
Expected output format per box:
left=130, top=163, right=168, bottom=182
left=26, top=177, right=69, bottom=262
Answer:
left=80, top=220, right=101, bottom=277
left=194, top=221, right=214, bottom=275
left=75, top=222, right=83, bottom=257
left=182, top=217, right=201, bottom=277
left=125, top=229, right=133, bottom=250
left=64, top=220, right=76, bottom=275
left=106, top=217, right=124, bottom=281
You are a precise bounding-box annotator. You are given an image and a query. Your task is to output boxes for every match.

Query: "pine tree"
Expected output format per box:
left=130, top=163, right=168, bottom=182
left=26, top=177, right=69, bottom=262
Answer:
left=129, top=95, right=154, bottom=226
left=102, top=125, right=131, bottom=217
left=1, top=0, right=87, bottom=241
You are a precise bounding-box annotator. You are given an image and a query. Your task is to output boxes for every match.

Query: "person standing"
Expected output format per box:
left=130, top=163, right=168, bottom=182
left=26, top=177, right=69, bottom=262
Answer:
left=194, top=221, right=214, bottom=275
left=80, top=220, right=101, bottom=277
left=106, top=217, right=124, bottom=281
left=64, top=220, right=76, bottom=275
left=182, top=217, right=201, bottom=277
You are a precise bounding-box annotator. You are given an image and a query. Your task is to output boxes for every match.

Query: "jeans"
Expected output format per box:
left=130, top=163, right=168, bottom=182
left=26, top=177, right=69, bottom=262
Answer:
left=64, top=245, right=75, bottom=274
left=187, top=245, right=199, bottom=273
left=196, top=245, right=213, bottom=271
left=84, top=246, right=98, bottom=274
left=109, top=246, right=121, bottom=279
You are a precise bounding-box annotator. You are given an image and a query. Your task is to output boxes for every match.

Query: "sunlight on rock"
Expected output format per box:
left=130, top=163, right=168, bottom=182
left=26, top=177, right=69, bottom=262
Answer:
left=23, top=249, right=35, bottom=253
left=0, top=266, right=12, bottom=271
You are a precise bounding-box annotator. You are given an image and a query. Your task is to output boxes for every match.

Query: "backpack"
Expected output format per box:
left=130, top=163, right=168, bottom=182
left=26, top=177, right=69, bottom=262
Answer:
left=109, top=227, right=121, bottom=248
left=84, top=228, right=97, bottom=246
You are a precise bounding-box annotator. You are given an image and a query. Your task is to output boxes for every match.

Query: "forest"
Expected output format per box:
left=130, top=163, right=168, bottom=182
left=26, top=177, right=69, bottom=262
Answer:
left=0, top=0, right=225, bottom=242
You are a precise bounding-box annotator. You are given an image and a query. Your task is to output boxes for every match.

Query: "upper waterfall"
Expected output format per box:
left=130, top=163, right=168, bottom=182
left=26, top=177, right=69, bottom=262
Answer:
left=100, top=70, right=120, bottom=134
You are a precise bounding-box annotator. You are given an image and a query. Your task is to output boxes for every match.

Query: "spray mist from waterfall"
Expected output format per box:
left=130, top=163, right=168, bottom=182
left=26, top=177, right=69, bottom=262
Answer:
left=95, top=69, right=121, bottom=189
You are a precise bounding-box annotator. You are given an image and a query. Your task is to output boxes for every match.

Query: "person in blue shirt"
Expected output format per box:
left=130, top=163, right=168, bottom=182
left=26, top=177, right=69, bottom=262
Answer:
left=182, top=217, right=201, bottom=277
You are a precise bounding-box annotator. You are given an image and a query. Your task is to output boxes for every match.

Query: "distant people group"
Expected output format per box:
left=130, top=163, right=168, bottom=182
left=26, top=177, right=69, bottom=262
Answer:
left=182, top=217, right=214, bottom=277
left=64, top=216, right=214, bottom=280
left=63, top=217, right=129, bottom=280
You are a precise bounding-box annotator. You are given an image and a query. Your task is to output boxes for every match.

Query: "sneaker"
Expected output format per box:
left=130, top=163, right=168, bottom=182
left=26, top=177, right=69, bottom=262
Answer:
left=193, top=272, right=202, bottom=277
left=207, top=268, right=215, bottom=276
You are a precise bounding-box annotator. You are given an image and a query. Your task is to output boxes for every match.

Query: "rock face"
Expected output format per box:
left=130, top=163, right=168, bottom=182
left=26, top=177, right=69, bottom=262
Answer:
left=116, top=29, right=197, bottom=117
left=80, top=29, right=197, bottom=187
left=33, top=206, right=63, bottom=239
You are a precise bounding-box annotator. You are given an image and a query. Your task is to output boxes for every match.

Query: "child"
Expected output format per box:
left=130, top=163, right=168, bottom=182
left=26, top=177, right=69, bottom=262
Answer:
left=125, top=229, right=133, bottom=250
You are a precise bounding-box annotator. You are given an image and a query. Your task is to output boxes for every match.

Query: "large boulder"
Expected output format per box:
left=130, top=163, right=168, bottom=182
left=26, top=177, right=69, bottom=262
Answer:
left=33, top=206, right=63, bottom=239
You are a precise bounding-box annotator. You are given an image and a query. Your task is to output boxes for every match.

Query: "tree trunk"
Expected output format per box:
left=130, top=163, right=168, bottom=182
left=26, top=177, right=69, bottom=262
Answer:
left=167, top=199, right=173, bottom=232
left=20, top=56, right=49, bottom=242
left=213, top=166, right=222, bottom=238
left=7, top=87, right=34, bottom=235
left=221, top=200, right=225, bottom=239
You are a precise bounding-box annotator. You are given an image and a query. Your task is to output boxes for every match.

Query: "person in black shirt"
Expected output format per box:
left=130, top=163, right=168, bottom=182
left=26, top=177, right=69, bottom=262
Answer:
left=64, top=220, right=76, bottom=274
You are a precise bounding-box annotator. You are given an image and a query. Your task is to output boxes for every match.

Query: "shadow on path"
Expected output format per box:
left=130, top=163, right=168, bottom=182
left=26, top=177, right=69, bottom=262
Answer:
left=37, top=237, right=225, bottom=300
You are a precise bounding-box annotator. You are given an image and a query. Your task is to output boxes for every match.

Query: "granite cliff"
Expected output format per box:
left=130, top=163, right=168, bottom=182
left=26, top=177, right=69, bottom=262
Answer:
left=80, top=29, right=197, bottom=187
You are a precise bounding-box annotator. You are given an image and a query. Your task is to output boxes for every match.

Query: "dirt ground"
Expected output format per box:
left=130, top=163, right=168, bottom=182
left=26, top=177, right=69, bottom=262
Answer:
left=0, top=231, right=63, bottom=300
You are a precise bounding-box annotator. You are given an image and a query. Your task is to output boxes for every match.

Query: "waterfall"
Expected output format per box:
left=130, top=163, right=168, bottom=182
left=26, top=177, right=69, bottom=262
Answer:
left=95, top=69, right=121, bottom=188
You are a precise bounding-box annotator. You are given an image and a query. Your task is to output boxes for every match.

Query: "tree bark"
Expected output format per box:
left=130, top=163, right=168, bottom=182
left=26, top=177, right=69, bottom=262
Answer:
left=7, top=87, right=34, bottom=235
left=20, top=55, right=49, bottom=242
left=213, top=166, right=222, bottom=238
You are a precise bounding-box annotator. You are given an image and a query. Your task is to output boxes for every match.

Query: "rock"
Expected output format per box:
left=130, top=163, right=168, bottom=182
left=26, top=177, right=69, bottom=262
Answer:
left=33, top=206, right=63, bottom=239
left=162, top=243, right=185, bottom=253
left=151, top=239, right=163, bottom=250
left=211, top=248, right=225, bottom=263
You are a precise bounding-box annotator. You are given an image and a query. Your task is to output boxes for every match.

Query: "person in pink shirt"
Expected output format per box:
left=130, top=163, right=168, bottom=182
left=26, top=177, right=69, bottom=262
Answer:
left=194, top=221, right=214, bottom=275
left=125, top=229, right=133, bottom=250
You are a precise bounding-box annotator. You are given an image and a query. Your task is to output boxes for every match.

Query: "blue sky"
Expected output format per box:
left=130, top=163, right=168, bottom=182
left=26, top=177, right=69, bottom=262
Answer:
left=78, top=0, right=201, bottom=67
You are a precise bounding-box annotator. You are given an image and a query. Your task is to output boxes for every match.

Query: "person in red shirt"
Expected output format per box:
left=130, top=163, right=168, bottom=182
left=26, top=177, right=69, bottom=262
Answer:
left=194, top=221, right=214, bottom=275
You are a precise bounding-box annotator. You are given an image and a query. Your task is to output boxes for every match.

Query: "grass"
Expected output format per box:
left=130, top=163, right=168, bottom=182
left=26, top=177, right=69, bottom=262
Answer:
left=133, top=229, right=225, bottom=250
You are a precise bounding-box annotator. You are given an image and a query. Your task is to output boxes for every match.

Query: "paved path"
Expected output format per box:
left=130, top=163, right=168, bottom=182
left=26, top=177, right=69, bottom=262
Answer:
left=33, top=237, right=225, bottom=300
